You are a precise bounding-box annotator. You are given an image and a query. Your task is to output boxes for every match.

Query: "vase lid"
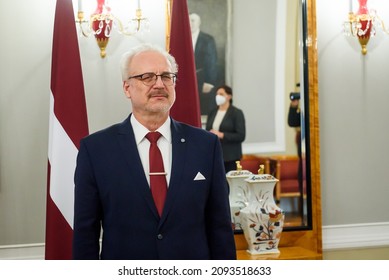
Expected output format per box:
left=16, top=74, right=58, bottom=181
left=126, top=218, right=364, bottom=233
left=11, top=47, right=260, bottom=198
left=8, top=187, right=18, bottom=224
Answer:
left=226, top=170, right=252, bottom=178
left=245, top=174, right=278, bottom=183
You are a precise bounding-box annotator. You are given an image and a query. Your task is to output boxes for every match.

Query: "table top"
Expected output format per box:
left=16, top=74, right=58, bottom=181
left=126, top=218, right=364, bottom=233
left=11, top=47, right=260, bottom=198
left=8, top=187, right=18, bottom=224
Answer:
left=237, top=246, right=322, bottom=260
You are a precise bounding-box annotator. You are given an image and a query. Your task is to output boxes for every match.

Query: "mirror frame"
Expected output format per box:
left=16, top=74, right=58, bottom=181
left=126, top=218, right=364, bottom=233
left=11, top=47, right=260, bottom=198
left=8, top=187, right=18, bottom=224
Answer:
left=235, top=0, right=322, bottom=258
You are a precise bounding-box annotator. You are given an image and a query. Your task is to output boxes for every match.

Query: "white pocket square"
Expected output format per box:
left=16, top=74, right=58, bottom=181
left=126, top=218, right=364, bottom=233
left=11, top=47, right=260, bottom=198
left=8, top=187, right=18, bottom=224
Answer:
left=193, top=172, right=206, bottom=181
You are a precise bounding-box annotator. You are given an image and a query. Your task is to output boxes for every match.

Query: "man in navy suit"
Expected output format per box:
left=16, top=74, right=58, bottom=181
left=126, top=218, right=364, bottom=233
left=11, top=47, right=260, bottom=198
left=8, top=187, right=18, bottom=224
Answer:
left=72, top=44, right=236, bottom=260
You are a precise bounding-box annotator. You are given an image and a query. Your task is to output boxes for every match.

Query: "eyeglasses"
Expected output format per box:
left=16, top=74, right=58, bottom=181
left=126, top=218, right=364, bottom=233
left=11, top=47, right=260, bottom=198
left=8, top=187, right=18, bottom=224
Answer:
left=128, top=72, right=177, bottom=86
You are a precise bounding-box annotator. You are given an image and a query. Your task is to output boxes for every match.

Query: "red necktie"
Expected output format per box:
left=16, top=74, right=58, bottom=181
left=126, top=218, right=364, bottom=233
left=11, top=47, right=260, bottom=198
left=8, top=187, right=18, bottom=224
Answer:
left=146, top=132, right=167, bottom=216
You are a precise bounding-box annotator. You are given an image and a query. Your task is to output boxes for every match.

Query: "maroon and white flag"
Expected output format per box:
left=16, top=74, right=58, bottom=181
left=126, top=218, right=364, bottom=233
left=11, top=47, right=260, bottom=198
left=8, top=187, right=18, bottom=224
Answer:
left=169, top=0, right=201, bottom=127
left=45, top=0, right=89, bottom=259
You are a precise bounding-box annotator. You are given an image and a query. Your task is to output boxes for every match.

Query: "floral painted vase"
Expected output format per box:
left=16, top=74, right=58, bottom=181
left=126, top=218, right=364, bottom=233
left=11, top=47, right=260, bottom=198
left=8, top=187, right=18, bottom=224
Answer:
left=240, top=174, right=285, bottom=254
left=226, top=161, right=252, bottom=231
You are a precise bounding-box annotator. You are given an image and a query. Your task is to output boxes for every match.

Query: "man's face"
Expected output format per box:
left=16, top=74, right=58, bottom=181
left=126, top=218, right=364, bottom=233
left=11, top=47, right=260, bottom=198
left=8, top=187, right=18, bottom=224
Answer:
left=123, top=51, right=176, bottom=116
left=189, top=14, right=200, bottom=34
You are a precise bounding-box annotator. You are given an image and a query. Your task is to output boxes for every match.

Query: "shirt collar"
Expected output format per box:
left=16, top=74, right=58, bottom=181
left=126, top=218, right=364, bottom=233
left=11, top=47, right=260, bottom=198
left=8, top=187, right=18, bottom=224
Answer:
left=130, top=114, right=171, bottom=145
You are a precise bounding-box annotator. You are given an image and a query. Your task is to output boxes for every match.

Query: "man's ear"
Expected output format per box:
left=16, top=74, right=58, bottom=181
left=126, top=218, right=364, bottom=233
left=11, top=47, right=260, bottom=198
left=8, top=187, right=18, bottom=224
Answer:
left=123, top=81, right=131, bottom=99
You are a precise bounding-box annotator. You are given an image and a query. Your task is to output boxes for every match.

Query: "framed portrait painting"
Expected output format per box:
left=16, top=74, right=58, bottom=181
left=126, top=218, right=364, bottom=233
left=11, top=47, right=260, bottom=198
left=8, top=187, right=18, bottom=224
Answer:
left=187, top=0, right=230, bottom=116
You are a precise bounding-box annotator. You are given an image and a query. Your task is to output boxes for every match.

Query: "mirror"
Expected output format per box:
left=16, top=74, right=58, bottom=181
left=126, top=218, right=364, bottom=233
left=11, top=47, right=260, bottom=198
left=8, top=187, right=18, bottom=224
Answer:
left=187, top=0, right=311, bottom=231
left=235, top=0, right=322, bottom=258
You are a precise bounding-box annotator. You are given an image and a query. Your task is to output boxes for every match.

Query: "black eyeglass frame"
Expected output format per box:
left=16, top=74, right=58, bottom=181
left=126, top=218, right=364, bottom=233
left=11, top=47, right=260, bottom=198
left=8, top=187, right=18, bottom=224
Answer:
left=128, top=72, right=177, bottom=86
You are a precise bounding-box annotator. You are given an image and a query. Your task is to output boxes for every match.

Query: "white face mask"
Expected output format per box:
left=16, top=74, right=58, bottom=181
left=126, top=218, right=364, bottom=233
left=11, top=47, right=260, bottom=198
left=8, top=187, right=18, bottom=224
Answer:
left=215, top=95, right=227, bottom=106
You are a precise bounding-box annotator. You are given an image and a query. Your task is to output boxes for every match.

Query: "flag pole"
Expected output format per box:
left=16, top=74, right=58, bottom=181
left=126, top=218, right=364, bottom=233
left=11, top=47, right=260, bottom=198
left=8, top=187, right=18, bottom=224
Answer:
left=165, top=0, right=173, bottom=51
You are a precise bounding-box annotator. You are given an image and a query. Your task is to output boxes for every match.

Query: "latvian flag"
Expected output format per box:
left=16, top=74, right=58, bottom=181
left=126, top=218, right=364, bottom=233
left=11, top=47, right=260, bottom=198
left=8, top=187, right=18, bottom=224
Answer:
left=169, top=0, right=201, bottom=127
left=45, top=0, right=89, bottom=259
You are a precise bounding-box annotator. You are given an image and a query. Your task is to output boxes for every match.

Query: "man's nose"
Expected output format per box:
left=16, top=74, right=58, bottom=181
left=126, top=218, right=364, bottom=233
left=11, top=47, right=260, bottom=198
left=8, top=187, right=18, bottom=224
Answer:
left=154, top=76, right=165, bottom=87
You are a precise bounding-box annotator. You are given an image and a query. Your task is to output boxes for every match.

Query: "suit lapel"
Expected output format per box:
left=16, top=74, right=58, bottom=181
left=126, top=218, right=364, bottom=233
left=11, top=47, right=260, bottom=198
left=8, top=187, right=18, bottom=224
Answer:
left=116, top=116, right=160, bottom=219
left=159, top=119, right=187, bottom=223
left=206, top=109, right=217, bottom=130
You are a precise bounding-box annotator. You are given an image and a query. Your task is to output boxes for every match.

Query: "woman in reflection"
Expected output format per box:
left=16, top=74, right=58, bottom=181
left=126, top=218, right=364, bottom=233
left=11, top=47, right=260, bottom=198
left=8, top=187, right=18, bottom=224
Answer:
left=206, top=85, right=246, bottom=173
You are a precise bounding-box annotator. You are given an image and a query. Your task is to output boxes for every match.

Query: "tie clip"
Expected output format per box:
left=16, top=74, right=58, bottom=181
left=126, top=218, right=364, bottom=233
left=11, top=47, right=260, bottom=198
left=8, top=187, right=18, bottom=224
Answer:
left=149, top=172, right=167, bottom=176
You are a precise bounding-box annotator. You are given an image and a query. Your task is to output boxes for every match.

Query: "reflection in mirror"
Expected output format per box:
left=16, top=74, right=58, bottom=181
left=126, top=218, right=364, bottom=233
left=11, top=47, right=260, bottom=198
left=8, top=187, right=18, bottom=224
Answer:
left=189, top=0, right=312, bottom=232
left=235, top=0, right=312, bottom=232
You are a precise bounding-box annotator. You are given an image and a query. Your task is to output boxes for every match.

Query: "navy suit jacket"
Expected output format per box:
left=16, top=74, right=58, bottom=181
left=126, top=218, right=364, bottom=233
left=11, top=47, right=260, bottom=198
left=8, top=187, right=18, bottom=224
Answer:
left=194, top=31, right=218, bottom=115
left=73, top=115, right=236, bottom=260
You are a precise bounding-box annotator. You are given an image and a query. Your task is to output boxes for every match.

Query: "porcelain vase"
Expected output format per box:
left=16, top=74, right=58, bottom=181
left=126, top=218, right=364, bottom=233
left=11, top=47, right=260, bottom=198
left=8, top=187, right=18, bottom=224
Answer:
left=226, top=169, right=252, bottom=231
left=240, top=174, right=285, bottom=255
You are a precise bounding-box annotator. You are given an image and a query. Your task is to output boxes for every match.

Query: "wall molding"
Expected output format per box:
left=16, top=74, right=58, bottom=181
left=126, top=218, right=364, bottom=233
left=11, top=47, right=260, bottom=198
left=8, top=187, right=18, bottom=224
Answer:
left=0, top=243, right=45, bottom=260
left=1, top=223, right=389, bottom=259
left=322, top=222, right=389, bottom=251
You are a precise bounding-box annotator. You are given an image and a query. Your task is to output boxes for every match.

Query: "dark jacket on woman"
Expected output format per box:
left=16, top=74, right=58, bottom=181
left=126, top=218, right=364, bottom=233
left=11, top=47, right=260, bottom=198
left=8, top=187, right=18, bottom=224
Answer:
left=206, top=105, right=246, bottom=162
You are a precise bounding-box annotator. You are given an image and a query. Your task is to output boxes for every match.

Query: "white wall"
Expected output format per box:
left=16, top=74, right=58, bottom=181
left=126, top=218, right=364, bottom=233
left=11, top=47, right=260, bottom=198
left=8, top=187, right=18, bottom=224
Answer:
left=0, top=0, right=55, bottom=245
left=317, top=0, right=389, bottom=225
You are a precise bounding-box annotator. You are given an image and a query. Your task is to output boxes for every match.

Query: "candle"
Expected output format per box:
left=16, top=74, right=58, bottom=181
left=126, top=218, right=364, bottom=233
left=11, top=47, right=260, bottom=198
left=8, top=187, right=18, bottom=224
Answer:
left=137, top=0, right=141, bottom=9
left=349, top=0, right=353, bottom=12
left=78, top=0, right=83, bottom=12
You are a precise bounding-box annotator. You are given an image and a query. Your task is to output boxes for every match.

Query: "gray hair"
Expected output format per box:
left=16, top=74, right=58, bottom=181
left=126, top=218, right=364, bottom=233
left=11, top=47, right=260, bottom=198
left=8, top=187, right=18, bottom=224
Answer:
left=120, top=43, right=178, bottom=81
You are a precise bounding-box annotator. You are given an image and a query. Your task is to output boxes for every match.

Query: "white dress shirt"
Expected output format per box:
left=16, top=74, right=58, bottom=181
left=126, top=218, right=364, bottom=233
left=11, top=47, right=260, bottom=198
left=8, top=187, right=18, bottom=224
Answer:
left=191, top=29, right=200, bottom=50
left=130, top=115, right=172, bottom=187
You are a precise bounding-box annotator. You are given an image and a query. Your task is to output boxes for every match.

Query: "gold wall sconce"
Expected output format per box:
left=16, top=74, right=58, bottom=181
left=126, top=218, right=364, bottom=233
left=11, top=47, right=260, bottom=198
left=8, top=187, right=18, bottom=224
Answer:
left=76, top=0, right=149, bottom=58
left=343, top=0, right=389, bottom=55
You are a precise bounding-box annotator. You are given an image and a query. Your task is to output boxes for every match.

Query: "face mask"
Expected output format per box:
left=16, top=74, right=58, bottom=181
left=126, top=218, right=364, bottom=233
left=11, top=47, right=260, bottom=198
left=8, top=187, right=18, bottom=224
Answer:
left=215, top=95, right=227, bottom=106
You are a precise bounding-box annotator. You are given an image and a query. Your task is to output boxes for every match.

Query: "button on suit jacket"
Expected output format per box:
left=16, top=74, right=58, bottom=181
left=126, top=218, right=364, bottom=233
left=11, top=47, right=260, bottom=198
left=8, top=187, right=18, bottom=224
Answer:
left=73, top=115, right=236, bottom=260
